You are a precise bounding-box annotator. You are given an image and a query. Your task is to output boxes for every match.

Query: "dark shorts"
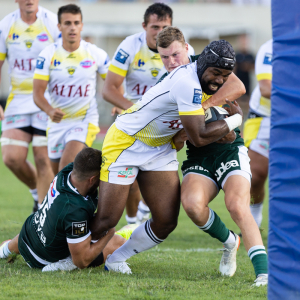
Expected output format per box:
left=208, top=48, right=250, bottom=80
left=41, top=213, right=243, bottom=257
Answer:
left=182, top=145, right=251, bottom=190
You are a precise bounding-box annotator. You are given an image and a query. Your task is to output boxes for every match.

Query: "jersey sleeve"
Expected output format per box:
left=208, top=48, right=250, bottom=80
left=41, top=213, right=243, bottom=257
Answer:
left=33, top=45, right=53, bottom=81
left=255, top=41, right=272, bottom=81
left=94, top=46, right=110, bottom=79
left=170, top=75, right=205, bottom=116
left=108, top=37, right=134, bottom=77
left=63, top=202, right=92, bottom=244
left=0, top=18, right=8, bottom=61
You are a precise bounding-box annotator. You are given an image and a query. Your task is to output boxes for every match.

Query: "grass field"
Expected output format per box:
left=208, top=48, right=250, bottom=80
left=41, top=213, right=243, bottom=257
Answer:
left=0, top=141, right=268, bottom=300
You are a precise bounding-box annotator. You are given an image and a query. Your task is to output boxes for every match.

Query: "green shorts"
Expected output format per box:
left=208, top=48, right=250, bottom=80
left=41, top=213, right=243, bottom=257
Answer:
left=18, top=215, right=49, bottom=269
left=182, top=145, right=251, bottom=190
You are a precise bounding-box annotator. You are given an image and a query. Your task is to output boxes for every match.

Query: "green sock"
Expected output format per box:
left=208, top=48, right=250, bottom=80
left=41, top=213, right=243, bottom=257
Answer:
left=248, top=245, right=268, bottom=277
left=197, top=208, right=230, bottom=243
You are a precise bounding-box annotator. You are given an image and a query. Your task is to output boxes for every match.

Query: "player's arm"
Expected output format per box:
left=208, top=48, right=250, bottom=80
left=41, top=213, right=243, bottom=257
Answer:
left=259, top=79, right=271, bottom=99
left=172, top=129, right=188, bottom=151
left=202, top=73, right=246, bottom=110
left=102, top=71, right=133, bottom=110
left=68, top=228, right=115, bottom=269
left=0, top=60, right=4, bottom=120
left=33, top=79, right=65, bottom=123
left=180, top=100, right=242, bottom=147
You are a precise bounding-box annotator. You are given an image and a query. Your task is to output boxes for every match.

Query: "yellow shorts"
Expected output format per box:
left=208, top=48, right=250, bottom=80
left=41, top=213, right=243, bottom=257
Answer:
left=100, top=124, right=178, bottom=185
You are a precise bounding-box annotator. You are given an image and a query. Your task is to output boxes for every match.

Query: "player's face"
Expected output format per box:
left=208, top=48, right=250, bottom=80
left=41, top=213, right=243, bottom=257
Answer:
left=143, top=14, right=172, bottom=49
left=16, top=0, right=39, bottom=14
left=158, top=41, right=189, bottom=73
left=58, top=13, right=83, bottom=44
left=200, top=67, right=232, bottom=95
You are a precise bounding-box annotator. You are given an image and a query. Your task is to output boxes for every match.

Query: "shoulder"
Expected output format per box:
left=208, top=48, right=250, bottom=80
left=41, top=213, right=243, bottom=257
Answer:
left=118, top=31, right=144, bottom=53
left=169, top=62, right=197, bottom=85
left=0, top=9, right=19, bottom=30
left=39, top=42, right=58, bottom=57
left=84, top=41, right=108, bottom=57
left=38, top=6, right=58, bottom=25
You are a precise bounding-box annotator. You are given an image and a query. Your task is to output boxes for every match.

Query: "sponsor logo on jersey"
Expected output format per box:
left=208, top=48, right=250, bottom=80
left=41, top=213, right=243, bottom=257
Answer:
left=151, top=55, right=160, bottom=60
left=117, top=167, right=135, bottom=178
left=5, top=115, right=26, bottom=125
left=11, top=33, right=19, bottom=40
left=37, top=33, right=48, bottom=42
left=259, top=141, right=269, bottom=150
left=115, top=49, right=129, bottom=64
left=67, top=66, right=76, bottom=75
left=182, top=165, right=209, bottom=175
left=53, top=59, right=61, bottom=67
left=72, top=221, right=88, bottom=236
left=25, top=40, right=33, bottom=49
left=51, top=179, right=56, bottom=197
left=36, top=57, right=45, bottom=70
left=193, top=88, right=202, bottom=104
left=51, top=143, right=64, bottom=153
left=215, top=160, right=239, bottom=181
left=67, top=53, right=76, bottom=59
left=104, top=55, right=110, bottom=65
left=263, top=53, right=272, bottom=65
left=137, top=59, right=145, bottom=67
left=101, top=156, right=107, bottom=167
left=150, top=68, right=160, bottom=78
left=163, top=119, right=182, bottom=129
left=25, top=28, right=34, bottom=33
left=80, top=60, right=95, bottom=68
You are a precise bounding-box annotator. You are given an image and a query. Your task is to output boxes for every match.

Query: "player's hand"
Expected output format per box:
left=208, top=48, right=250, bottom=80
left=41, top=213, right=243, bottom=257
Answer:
left=48, top=108, right=65, bottom=123
left=225, top=99, right=243, bottom=118
left=173, top=129, right=188, bottom=152
left=111, top=106, right=123, bottom=116
left=216, top=130, right=236, bottom=144
left=0, top=105, right=4, bottom=121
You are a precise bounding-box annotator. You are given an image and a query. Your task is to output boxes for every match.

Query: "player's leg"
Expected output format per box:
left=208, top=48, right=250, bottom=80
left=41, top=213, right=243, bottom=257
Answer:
left=181, top=173, right=239, bottom=276
left=248, top=148, right=269, bottom=227
left=59, top=140, right=87, bottom=171
left=125, top=180, right=140, bottom=224
left=0, top=234, right=20, bottom=258
left=106, top=170, right=180, bottom=267
left=223, top=175, right=268, bottom=285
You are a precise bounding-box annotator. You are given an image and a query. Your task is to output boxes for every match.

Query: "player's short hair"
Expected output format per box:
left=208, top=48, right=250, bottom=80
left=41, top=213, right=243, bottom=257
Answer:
left=156, top=26, right=185, bottom=49
left=58, top=4, right=82, bottom=24
left=73, top=148, right=102, bottom=181
left=144, top=3, right=173, bottom=26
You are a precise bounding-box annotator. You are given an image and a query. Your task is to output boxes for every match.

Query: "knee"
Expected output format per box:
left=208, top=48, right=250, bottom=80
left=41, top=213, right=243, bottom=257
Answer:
left=181, top=193, right=206, bottom=219
left=251, top=168, right=268, bottom=187
left=34, top=154, right=50, bottom=171
left=2, top=152, right=23, bottom=170
left=226, top=198, right=247, bottom=223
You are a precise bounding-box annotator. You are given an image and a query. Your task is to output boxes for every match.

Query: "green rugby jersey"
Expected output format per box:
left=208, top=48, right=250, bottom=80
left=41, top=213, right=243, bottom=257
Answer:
left=157, top=54, right=244, bottom=157
left=20, top=163, right=98, bottom=264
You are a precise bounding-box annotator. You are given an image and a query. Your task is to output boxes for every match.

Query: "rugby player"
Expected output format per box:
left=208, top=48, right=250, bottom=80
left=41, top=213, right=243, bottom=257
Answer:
left=33, top=4, right=109, bottom=175
left=102, top=3, right=186, bottom=225
left=0, top=0, right=60, bottom=211
left=243, top=40, right=272, bottom=228
left=91, top=36, right=248, bottom=277
left=0, top=148, right=137, bottom=271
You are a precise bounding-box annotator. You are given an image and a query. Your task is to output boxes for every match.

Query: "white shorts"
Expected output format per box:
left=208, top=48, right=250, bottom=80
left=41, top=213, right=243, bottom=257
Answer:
left=47, top=122, right=100, bottom=161
left=2, top=112, right=48, bottom=133
left=100, top=124, right=179, bottom=185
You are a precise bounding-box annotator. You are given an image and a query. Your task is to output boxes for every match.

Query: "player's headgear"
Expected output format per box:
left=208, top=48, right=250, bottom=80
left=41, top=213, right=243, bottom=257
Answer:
left=197, top=40, right=236, bottom=80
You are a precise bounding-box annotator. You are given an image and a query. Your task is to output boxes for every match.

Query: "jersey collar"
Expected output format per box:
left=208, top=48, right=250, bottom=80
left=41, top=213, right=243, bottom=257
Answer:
left=67, top=171, right=88, bottom=201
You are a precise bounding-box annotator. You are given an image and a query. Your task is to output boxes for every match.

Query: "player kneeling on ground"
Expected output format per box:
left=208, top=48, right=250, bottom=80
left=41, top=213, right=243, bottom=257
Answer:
left=0, top=148, right=137, bottom=272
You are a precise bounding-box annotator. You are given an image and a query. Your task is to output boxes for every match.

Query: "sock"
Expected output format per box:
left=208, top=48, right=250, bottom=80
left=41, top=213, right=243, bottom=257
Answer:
left=137, top=200, right=150, bottom=222
left=0, top=241, right=11, bottom=259
left=125, top=215, right=137, bottom=224
left=248, top=245, right=268, bottom=277
left=197, top=208, right=230, bottom=243
left=250, top=202, right=263, bottom=227
left=223, top=230, right=236, bottom=249
left=29, top=188, right=38, bottom=201
left=108, top=220, right=164, bottom=263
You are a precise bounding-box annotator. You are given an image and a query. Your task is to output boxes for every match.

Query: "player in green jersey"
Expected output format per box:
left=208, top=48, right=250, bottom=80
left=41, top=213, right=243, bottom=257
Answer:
left=156, top=27, right=268, bottom=287
left=0, top=148, right=136, bottom=272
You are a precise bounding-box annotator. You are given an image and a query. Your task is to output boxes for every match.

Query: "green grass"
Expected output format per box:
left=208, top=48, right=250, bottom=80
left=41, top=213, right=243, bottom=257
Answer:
left=0, top=142, right=268, bottom=299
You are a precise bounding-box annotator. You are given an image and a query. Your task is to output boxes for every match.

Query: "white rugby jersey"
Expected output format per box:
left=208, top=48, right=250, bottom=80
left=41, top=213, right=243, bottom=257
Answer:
left=109, top=31, right=195, bottom=102
left=115, top=62, right=204, bottom=147
left=33, top=40, right=110, bottom=126
left=249, top=39, right=272, bottom=117
left=0, top=6, right=60, bottom=116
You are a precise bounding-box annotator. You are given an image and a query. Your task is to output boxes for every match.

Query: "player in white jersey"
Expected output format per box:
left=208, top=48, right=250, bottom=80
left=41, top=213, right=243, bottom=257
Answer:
left=243, top=39, right=272, bottom=228
left=102, top=3, right=193, bottom=225
left=0, top=0, right=60, bottom=212
left=33, top=4, right=109, bottom=175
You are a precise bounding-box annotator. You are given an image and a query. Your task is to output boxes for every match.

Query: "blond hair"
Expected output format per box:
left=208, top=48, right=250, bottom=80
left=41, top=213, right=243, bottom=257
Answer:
left=156, top=26, right=185, bottom=48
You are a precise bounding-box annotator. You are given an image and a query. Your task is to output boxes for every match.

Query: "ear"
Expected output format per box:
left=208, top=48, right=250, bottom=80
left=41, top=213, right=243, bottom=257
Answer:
left=142, top=22, right=147, bottom=31
left=185, top=43, right=189, bottom=52
left=57, top=23, right=62, bottom=32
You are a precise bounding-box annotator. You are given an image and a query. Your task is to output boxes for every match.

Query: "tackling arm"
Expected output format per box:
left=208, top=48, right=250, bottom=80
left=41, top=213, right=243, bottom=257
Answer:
left=202, top=73, right=246, bottom=110
left=33, top=79, right=65, bottom=123
left=68, top=228, right=115, bottom=269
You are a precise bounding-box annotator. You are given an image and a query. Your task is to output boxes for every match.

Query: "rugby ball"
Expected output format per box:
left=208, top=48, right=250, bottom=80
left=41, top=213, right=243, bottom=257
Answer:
left=205, top=106, right=229, bottom=124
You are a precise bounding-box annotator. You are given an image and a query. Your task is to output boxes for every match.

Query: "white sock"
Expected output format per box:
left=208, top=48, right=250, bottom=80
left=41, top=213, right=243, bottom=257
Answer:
left=223, top=231, right=236, bottom=249
left=137, top=200, right=150, bottom=222
left=250, top=202, right=263, bottom=227
left=0, top=241, right=11, bottom=259
left=125, top=215, right=137, bottom=224
left=107, top=220, right=164, bottom=263
left=29, top=188, right=38, bottom=201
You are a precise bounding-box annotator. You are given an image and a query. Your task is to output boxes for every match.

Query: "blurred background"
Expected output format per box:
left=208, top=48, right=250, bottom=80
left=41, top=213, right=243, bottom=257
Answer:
left=0, top=0, right=271, bottom=130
